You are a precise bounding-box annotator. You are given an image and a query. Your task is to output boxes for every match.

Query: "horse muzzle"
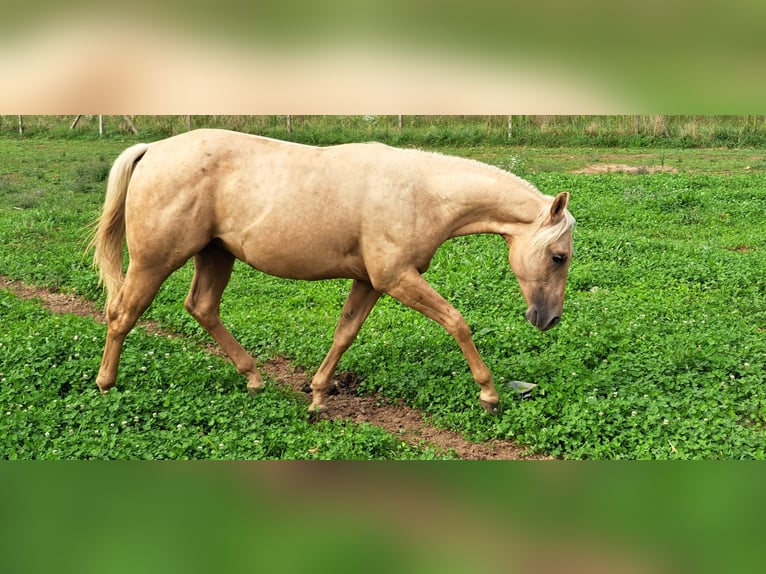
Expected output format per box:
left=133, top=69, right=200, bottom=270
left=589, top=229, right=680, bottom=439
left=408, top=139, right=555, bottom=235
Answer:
left=525, top=306, right=561, bottom=331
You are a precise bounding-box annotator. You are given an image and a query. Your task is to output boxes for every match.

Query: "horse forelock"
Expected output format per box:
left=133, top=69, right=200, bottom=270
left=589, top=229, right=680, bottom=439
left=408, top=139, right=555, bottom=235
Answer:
left=529, top=207, right=576, bottom=256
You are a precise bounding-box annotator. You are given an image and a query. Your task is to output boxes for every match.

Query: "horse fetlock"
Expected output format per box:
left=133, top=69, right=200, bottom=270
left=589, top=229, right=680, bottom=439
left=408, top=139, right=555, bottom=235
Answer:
left=479, top=385, right=498, bottom=400
left=476, top=370, right=496, bottom=394
left=96, top=375, right=115, bottom=393
left=308, top=380, right=331, bottom=413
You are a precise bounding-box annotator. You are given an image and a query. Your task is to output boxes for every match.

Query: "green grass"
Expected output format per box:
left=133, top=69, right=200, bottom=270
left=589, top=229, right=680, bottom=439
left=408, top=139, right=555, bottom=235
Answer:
left=1, top=135, right=765, bottom=459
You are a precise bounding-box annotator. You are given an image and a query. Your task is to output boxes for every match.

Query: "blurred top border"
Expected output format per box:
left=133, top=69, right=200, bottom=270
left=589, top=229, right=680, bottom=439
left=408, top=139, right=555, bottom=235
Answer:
left=2, top=2, right=765, bottom=113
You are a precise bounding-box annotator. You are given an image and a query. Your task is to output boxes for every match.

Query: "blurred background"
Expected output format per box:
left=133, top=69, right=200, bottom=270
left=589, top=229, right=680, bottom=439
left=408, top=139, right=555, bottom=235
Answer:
left=2, top=1, right=766, bottom=112
left=1, top=463, right=764, bottom=573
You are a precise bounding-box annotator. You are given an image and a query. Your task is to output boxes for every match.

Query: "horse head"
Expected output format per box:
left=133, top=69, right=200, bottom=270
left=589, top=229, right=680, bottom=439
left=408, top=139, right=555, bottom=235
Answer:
left=506, top=192, right=574, bottom=331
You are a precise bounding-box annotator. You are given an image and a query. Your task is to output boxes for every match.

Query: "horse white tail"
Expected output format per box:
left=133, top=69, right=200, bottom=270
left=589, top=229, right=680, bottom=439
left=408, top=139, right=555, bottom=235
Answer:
left=90, top=143, right=150, bottom=310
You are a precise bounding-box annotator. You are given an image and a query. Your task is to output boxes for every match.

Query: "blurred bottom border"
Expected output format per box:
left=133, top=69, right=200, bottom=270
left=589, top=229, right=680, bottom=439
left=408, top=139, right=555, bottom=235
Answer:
left=0, top=461, right=763, bottom=574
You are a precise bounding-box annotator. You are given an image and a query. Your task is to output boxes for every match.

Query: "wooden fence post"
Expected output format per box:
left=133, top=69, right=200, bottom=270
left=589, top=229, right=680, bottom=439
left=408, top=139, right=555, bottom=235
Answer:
left=655, top=114, right=669, bottom=137
left=123, top=115, right=138, bottom=135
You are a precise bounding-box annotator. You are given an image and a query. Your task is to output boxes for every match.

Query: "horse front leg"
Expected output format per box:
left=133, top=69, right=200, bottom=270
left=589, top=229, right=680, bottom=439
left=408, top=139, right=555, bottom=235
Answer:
left=309, top=280, right=381, bottom=417
left=382, top=268, right=500, bottom=414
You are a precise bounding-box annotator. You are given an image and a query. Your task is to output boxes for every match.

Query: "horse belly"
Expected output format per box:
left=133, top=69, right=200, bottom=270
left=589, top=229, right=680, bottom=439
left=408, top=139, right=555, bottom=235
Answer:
left=219, top=223, right=368, bottom=281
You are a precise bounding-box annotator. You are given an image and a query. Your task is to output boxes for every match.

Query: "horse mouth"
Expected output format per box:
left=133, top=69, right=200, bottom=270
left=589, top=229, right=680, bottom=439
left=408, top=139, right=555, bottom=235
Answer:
left=525, top=307, right=561, bottom=331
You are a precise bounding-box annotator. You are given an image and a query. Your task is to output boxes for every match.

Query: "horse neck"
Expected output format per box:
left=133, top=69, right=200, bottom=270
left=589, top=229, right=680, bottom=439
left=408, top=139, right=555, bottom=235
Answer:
left=445, top=170, right=546, bottom=239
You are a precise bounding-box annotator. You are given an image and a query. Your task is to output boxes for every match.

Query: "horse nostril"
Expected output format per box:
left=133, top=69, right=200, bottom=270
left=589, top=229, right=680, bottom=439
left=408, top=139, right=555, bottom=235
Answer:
left=546, top=315, right=561, bottom=330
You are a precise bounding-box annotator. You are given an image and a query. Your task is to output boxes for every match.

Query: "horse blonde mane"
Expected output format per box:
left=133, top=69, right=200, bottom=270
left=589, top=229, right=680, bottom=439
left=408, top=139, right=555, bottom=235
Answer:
left=421, top=148, right=545, bottom=194
left=418, top=148, right=573, bottom=254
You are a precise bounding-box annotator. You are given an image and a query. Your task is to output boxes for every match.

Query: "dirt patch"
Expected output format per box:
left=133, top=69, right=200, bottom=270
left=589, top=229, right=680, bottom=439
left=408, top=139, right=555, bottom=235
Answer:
left=571, top=164, right=678, bottom=175
left=729, top=245, right=758, bottom=254
left=263, top=357, right=546, bottom=460
left=1, top=277, right=105, bottom=320
left=1, top=275, right=546, bottom=459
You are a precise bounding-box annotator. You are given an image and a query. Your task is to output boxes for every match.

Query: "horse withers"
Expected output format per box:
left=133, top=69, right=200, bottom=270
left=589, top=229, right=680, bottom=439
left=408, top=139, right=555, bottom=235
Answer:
left=90, top=129, right=574, bottom=416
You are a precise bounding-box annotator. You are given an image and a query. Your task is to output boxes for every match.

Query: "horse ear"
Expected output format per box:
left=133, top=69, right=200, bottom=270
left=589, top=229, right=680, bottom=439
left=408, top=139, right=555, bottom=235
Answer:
left=548, top=192, right=569, bottom=224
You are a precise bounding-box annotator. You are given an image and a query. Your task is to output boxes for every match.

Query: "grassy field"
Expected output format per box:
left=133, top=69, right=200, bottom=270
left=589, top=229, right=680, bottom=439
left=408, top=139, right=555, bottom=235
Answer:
left=1, top=130, right=765, bottom=459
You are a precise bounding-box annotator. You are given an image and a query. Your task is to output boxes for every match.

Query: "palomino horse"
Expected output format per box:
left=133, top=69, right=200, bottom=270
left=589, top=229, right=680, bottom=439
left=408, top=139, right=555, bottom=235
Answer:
left=91, top=129, right=574, bottom=415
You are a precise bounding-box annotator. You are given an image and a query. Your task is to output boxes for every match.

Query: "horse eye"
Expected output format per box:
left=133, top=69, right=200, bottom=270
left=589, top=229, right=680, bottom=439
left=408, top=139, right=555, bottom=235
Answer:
left=552, top=253, right=567, bottom=265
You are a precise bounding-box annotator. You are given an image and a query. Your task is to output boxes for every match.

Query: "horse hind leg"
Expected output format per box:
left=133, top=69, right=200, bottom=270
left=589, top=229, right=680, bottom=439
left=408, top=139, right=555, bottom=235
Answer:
left=96, top=262, right=172, bottom=392
left=184, top=243, right=265, bottom=393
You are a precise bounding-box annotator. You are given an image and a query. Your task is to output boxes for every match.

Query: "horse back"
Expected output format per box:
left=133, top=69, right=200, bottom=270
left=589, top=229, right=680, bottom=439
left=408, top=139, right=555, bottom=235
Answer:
left=125, top=130, right=445, bottom=281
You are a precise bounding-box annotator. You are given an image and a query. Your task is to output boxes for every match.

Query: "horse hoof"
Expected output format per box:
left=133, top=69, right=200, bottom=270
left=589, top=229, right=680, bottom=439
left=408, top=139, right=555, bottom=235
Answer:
left=308, top=405, right=330, bottom=422
left=247, top=383, right=266, bottom=396
left=480, top=400, right=501, bottom=416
